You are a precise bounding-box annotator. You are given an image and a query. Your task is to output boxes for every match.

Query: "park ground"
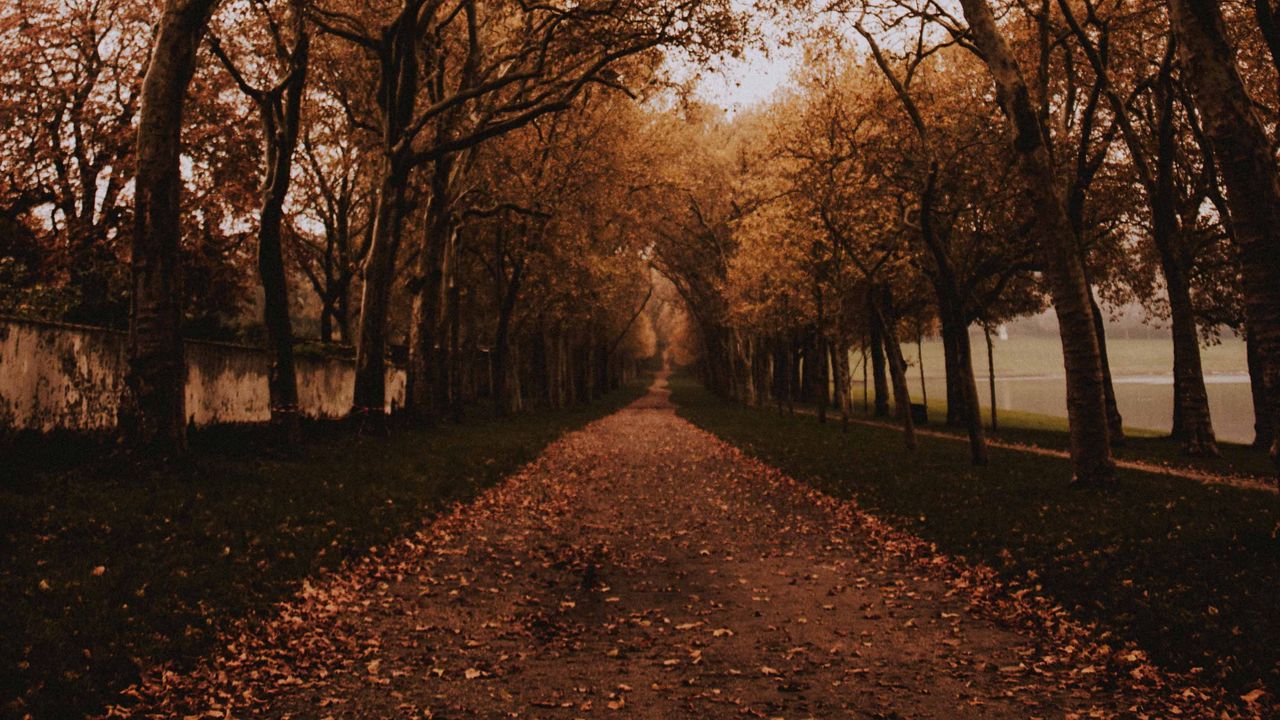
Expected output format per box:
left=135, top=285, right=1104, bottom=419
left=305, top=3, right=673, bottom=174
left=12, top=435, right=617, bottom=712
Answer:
left=2, top=373, right=1276, bottom=718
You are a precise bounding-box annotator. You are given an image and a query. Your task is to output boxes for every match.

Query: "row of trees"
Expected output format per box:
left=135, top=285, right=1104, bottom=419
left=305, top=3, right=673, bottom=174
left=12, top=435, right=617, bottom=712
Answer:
left=659, top=0, right=1280, bottom=485
left=0, top=0, right=749, bottom=448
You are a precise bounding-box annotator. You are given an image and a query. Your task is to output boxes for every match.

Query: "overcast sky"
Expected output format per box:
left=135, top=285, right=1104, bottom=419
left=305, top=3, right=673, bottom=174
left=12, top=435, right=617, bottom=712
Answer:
left=693, top=45, right=803, bottom=113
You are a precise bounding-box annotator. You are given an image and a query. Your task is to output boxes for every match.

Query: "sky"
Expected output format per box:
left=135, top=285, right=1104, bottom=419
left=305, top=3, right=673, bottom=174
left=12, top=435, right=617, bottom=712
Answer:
left=692, top=45, right=803, bottom=114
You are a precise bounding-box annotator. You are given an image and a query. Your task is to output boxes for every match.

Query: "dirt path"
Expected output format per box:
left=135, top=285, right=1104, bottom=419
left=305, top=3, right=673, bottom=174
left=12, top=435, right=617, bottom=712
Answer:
left=118, top=376, right=1232, bottom=719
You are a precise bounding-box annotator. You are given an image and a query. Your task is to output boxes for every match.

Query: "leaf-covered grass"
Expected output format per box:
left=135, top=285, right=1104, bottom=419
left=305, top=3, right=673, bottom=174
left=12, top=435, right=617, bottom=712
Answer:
left=671, top=375, right=1280, bottom=696
left=0, top=380, right=648, bottom=718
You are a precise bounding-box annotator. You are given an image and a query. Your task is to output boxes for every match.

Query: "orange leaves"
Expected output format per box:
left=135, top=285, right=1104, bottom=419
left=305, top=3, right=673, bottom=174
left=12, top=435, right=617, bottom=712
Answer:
left=116, top=385, right=1263, bottom=719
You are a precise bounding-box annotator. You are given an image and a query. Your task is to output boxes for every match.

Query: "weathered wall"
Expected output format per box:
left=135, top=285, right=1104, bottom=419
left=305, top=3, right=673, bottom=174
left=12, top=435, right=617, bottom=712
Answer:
left=0, top=317, right=404, bottom=433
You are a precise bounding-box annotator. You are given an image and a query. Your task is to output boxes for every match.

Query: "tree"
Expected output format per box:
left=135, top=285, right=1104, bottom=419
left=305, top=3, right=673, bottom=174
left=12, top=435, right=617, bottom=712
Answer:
left=310, top=0, right=744, bottom=423
left=292, top=128, right=375, bottom=344
left=123, top=0, right=225, bottom=451
left=1054, top=0, right=1220, bottom=455
left=953, top=0, right=1116, bottom=485
left=209, top=0, right=311, bottom=428
left=1167, top=0, right=1280, bottom=476
left=0, top=0, right=152, bottom=324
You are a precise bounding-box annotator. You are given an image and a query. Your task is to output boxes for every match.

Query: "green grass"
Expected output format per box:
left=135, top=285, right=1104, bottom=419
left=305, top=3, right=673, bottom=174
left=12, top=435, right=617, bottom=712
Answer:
left=907, top=401, right=1277, bottom=480
left=0, top=381, right=648, bottom=718
left=827, top=394, right=1277, bottom=481
left=671, top=375, right=1280, bottom=696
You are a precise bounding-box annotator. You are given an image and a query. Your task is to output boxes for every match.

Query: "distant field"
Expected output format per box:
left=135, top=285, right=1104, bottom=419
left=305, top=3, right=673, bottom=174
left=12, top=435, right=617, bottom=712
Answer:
left=850, top=335, right=1256, bottom=444
left=892, top=334, right=1248, bottom=381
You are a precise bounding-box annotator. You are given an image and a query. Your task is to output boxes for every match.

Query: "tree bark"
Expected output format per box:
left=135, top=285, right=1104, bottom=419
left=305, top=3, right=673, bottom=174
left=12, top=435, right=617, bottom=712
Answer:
left=937, top=305, right=988, bottom=465
left=1248, top=328, right=1275, bottom=449
left=868, top=307, right=890, bottom=417
left=253, top=42, right=309, bottom=431
left=958, top=0, right=1116, bottom=485
left=350, top=15, right=422, bottom=423
left=1088, top=290, right=1126, bottom=446
left=122, top=0, right=222, bottom=451
left=916, top=328, right=927, bottom=414
left=833, top=340, right=851, bottom=430
left=872, top=288, right=916, bottom=450
left=448, top=282, right=463, bottom=421
left=1150, top=138, right=1218, bottom=454
left=813, top=332, right=828, bottom=424
left=985, top=324, right=998, bottom=432
left=1168, top=0, right=1280, bottom=474
left=352, top=168, right=409, bottom=422
left=407, top=158, right=457, bottom=420
left=773, top=339, right=789, bottom=414
left=491, top=258, right=523, bottom=415
left=942, top=319, right=965, bottom=426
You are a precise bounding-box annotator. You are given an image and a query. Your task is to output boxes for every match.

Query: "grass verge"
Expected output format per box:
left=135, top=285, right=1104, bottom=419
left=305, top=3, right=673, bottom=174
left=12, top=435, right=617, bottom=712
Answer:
left=0, top=380, right=648, bottom=718
left=671, top=375, right=1280, bottom=697
left=837, top=397, right=1274, bottom=480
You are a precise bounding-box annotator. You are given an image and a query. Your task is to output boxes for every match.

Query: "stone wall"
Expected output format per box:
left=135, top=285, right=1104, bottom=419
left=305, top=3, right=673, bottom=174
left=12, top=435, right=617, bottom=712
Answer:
left=0, top=316, right=404, bottom=433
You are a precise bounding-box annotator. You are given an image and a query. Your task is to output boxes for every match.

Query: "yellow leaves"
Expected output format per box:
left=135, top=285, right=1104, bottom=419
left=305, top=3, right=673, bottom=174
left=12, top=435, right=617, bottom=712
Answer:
left=463, top=668, right=483, bottom=680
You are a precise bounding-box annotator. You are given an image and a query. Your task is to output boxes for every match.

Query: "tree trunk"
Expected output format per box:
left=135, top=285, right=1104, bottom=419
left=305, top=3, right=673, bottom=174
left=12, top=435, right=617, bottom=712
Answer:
left=814, top=332, right=828, bottom=424
left=448, top=282, right=463, bottom=421
left=350, top=19, right=420, bottom=423
left=868, top=308, right=890, bottom=417
left=1168, top=0, right=1280, bottom=474
left=258, top=175, right=301, bottom=431
left=958, top=0, right=1116, bottom=485
left=1089, top=290, right=1126, bottom=446
left=834, top=340, right=851, bottom=430
left=942, top=311, right=988, bottom=465
left=942, top=320, right=965, bottom=426
left=789, top=340, right=802, bottom=413
left=1151, top=170, right=1218, bottom=454
left=122, top=0, right=222, bottom=451
left=985, top=324, right=998, bottom=432
left=493, top=325, right=512, bottom=415
left=351, top=168, right=409, bottom=422
left=872, top=290, right=916, bottom=450
left=773, top=339, right=788, bottom=414
left=492, top=262, right=523, bottom=416
left=1248, top=328, right=1274, bottom=449
left=320, top=305, right=334, bottom=344
left=255, top=42, right=309, bottom=432
left=861, top=343, right=869, bottom=414
left=337, top=284, right=351, bottom=343
left=754, top=336, right=772, bottom=407
left=916, top=329, right=927, bottom=415
left=407, top=158, right=456, bottom=420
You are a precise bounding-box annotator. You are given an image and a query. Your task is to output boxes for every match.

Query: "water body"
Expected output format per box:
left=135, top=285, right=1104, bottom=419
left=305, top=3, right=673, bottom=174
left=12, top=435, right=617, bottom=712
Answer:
left=859, top=336, right=1257, bottom=445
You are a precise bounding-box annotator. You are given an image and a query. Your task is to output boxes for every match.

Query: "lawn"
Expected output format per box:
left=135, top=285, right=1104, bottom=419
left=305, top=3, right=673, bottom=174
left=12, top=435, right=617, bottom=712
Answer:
left=0, top=380, right=648, bottom=718
left=880, top=400, right=1276, bottom=481
left=670, top=375, right=1280, bottom=697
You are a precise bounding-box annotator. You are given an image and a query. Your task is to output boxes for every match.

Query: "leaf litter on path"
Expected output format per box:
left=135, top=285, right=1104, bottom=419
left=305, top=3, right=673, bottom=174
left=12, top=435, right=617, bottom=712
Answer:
left=112, top=376, right=1263, bottom=719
